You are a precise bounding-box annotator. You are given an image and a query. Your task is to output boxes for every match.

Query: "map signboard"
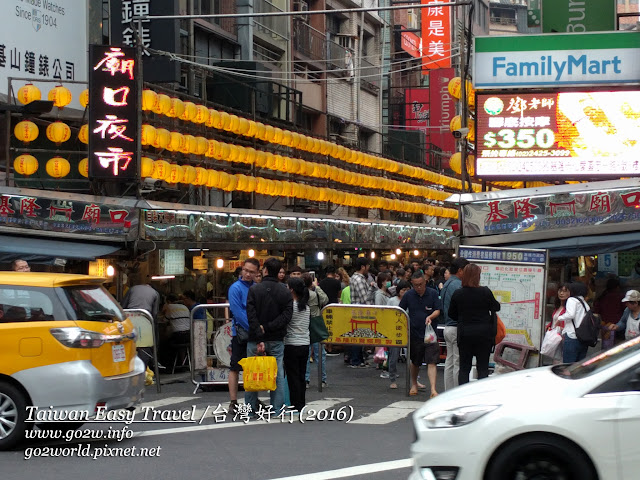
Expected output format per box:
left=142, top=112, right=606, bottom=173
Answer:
left=322, top=305, right=409, bottom=348
left=458, top=246, right=548, bottom=367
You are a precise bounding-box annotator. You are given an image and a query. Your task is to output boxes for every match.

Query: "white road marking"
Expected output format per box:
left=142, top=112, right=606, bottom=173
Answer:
left=135, top=396, right=197, bottom=413
left=350, top=400, right=423, bottom=425
left=266, top=458, right=414, bottom=480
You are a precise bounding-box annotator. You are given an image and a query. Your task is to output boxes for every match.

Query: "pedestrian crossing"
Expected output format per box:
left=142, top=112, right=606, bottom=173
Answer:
left=136, top=395, right=424, bottom=426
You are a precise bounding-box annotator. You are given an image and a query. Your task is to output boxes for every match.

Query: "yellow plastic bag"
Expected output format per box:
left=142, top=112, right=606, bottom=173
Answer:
left=238, top=356, right=277, bottom=391
left=145, top=366, right=155, bottom=386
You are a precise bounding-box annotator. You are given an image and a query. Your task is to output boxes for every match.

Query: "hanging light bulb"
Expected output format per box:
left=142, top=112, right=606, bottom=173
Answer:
left=414, top=250, right=420, bottom=256
left=216, top=258, right=224, bottom=269
left=248, top=249, right=255, bottom=258
left=395, top=248, right=402, bottom=255
left=106, top=265, right=115, bottom=277
left=370, top=251, right=376, bottom=259
left=317, top=252, right=325, bottom=261
left=390, top=254, right=396, bottom=260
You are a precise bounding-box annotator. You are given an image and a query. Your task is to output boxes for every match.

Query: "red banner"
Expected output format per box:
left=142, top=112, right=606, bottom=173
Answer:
left=421, top=0, right=452, bottom=72
left=401, top=31, right=421, bottom=58
left=429, top=68, right=456, bottom=165
left=405, top=88, right=430, bottom=132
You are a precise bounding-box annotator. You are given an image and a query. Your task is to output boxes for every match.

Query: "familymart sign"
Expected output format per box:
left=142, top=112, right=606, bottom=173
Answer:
left=474, top=32, right=640, bottom=89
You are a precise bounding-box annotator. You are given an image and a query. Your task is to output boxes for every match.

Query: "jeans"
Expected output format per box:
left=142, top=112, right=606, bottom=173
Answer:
left=349, top=346, right=364, bottom=366
left=388, top=347, right=400, bottom=383
left=305, top=343, right=326, bottom=383
left=444, top=326, right=459, bottom=391
left=562, top=335, right=588, bottom=363
left=245, top=340, right=286, bottom=414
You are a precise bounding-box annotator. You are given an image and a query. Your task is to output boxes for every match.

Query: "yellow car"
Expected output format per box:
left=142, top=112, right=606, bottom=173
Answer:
left=0, top=273, right=145, bottom=450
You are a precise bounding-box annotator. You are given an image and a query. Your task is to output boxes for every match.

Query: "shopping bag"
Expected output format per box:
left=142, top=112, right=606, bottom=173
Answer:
left=238, top=356, right=278, bottom=391
left=309, top=315, right=330, bottom=344
left=373, top=347, right=386, bottom=364
left=424, top=324, right=437, bottom=344
left=495, top=314, right=507, bottom=345
left=540, top=328, right=563, bottom=357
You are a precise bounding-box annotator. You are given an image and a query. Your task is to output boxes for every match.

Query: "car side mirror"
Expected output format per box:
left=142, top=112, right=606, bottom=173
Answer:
left=629, top=367, right=640, bottom=391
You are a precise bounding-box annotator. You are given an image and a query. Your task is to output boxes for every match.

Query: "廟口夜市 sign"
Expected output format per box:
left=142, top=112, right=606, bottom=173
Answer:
left=323, top=304, right=409, bottom=347
left=474, top=32, right=640, bottom=89
left=461, top=185, right=640, bottom=238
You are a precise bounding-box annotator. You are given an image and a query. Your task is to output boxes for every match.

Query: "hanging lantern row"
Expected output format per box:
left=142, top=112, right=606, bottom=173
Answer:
left=13, top=155, right=86, bottom=179
left=142, top=124, right=453, bottom=201
left=141, top=88, right=482, bottom=193
left=14, top=120, right=80, bottom=145
left=17, top=83, right=73, bottom=108
left=140, top=158, right=457, bottom=218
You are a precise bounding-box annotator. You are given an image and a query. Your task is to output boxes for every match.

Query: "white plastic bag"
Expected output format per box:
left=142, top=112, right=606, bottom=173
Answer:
left=540, top=328, right=563, bottom=357
left=424, top=324, right=437, bottom=344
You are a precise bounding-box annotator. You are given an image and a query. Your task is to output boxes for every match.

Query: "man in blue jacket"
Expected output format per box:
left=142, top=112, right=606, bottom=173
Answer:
left=227, top=258, right=260, bottom=414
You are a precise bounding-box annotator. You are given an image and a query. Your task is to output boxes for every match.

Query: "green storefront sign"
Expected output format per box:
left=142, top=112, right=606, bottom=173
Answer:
left=542, top=0, right=615, bottom=33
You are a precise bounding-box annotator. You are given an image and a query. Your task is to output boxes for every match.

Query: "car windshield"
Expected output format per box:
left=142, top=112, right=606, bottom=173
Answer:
left=553, top=336, right=640, bottom=379
left=60, top=285, right=125, bottom=322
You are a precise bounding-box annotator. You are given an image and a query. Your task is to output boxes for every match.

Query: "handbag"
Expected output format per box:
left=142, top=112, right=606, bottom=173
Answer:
left=309, top=315, right=329, bottom=344
left=541, top=327, right=563, bottom=357
left=495, top=314, right=506, bottom=345
left=235, top=323, right=249, bottom=344
left=238, top=355, right=277, bottom=391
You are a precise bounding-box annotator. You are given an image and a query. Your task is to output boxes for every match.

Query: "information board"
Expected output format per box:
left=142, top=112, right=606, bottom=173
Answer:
left=322, top=305, right=409, bottom=348
left=458, top=246, right=548, bottom=367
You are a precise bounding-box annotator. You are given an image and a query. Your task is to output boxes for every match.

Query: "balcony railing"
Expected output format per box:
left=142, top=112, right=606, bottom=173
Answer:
left=254, top=0, right=288, bottom=42
left=327, top=39, right=351, bottom=75
left=292, top=20, right=326, bottom=61
left=360, top=58, right=379, bottom=92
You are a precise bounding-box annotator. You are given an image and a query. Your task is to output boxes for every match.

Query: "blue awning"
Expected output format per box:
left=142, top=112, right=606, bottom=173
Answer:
left=0, top=235, right=122, bottom=263
left=503, top=232, right=640, bottom=258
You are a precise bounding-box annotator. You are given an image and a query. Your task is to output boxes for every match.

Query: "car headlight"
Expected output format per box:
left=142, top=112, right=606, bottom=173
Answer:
left=422, top=405, right=500, bottom=429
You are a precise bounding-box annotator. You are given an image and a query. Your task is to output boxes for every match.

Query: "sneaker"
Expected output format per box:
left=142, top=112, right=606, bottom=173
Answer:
left=380, top=371, right=390, bottom=378
left=306, top=381, right=310, bottom=389
left=228, top=400, right=239, bottom=416
left=349, top=364, right=359, bottom=369
left=322, top=381, right=328, bottom=387
left=357, top=363, right=367, bottom=368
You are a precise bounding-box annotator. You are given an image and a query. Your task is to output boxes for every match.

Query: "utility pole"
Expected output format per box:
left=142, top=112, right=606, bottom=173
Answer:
left=458, top=2, right=470, bottom=194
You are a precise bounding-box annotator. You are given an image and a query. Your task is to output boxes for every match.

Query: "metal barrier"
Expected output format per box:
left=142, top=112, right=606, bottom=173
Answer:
left=189, top=303, right=235, bottom=395
left=124, top=308, right=161, bottom=393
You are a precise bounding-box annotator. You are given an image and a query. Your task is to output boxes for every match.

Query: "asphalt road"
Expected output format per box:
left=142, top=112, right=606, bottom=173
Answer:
left=3, top=353, right=444, bottom=480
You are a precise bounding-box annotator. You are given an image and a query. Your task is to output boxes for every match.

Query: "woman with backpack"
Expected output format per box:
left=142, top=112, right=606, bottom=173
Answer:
left=558, top=282, right=591, bottom=363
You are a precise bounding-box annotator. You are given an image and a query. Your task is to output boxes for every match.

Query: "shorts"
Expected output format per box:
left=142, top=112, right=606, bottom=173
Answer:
left=229, top=335, right=247, bottom=372
left=410, top=338, right=440, bottom=366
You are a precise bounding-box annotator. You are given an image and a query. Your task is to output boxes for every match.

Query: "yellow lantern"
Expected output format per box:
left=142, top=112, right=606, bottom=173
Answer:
left=245, top=176, right=257, bottom=193
left=194, top=167, right=208, bottom=185
left=244, top=147, right=257, bottom=165
left=166, top=98, right=185, bottom=118
left=224, top=175, right=238, bottom=192
left=167, top=164, right=184, bottom=183
left=142, top=89, right=159, bottom=111
left=46, top=157, right=70, bottom=178
left=265, top=153, right=276, bottom=170
left=263, top=125, right=275, bottom=142
left=14, top=120, right=39, bottom=143
left=254, top=151, right=267, bottom=168
left=78, top=158, right=89, bottom=178
left=206, top=139, right=220, bottom=158
left=152, top=160, right=171, bottom=180
left=78, top=124, right=89, bottom=145
left=227, top=145, right=240, bottom=163
left=14, top=154, right=38, bottom=176
left=195, top=136, right=208, bottom=156
left=217, top=143, right=231, bottom=161
left=207, top=110, right=223, bottom=129
left=140, top=124, right=157, bottom=146
left=273, top=127, right=284, bottom=144
left=193, top=105, right=209, bottom=124
left=180, top=101, right=197, bottom=122
left=141, top=157, right=155, bottom=177
left=219, top=112, right=231, bottom=131
left=234, top=117, right=250, bottom=135
left=206, top=170, right=219, bottom=188
left=448, top=77, right=462, bottom=100
left=153, top=128, right=171, bottom=150
left=155, top=94, right=171, bottom=115
left=17, top=83, right=41, bottom=105
left=167, top=132, right=185, bottom=152
left=218, top=172, right=231, bottom=190
left=79, top=89, right=89, bottom=108
left=183, top=135, right=198, bottom=155
left=46, top=121, right=71, bottom=144
left=450, top=115, right=462, bottom=133
left=281, top=130, right=292, bottom=146
left=320, top=140, right=331, bottom=156
left=468, top=118, right=476, bottom=142
left=225, top=115, right=240, bottom=132
left=181, top=165, right=197, bottom=184
left=48, top=85, right=72, bottom=108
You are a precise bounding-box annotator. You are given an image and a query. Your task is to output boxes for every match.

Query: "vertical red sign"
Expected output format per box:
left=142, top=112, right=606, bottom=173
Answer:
left=405, top=88, right=430, bottom=133
left=421, top=0, right=452, bottom=72
left=88, top=45, right=139, bottom=181
left=429, top=68, right=456, bottom=166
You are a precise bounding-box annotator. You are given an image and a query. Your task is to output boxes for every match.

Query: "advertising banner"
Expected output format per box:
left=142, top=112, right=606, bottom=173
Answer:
left=476, top=89, right=640, bottom=178
left=429, top=68, right=456, bottom=161
left=322, top=305, right=409, bottom=348
left=400, top=30, right=421, bottom=58
left=421, top=0, right=451, bottom=72
left=474, top=32, right=640, bottom=89
left=542, top=0, right=615, bottom=34
left=0, top=0, right=87, bottom=105
left=405, top=88, right=430, bottom=131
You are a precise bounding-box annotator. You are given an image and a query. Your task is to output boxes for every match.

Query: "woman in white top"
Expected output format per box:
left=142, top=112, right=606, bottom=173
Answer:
left=284, top=277, right=310, bottom=412
left=558, top=282, right=590, bottom=363
left=386, top=279, right=411, bottom=389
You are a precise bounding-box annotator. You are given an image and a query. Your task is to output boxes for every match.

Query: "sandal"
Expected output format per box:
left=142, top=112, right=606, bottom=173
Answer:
left=389, top=383, right=398, bottom=389
left=417, top=383, right=427, bottom=391
left=430, top=392, right=439, bottom=399
left=409, top=387, right=418, bottom=396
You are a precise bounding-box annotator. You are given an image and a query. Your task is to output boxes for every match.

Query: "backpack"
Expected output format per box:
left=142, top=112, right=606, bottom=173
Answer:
left=571, top=298, right=601, bottom=347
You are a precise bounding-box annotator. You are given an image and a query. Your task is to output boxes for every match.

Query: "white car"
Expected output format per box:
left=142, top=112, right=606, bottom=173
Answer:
left=409, top=336, right=640, bottom=480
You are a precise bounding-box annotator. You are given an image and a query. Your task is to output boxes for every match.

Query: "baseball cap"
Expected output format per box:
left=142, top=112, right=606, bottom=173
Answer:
left=621, top=290, right=640, bottom=302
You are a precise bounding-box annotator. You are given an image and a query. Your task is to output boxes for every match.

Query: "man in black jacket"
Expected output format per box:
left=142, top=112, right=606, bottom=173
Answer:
left=246, top=257, right=293, bottom=415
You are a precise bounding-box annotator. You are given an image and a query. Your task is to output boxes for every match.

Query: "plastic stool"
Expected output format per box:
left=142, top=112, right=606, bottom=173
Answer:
left=171, top=343, right=191, bottom=374
left=493, top=342, right=538, bottom=371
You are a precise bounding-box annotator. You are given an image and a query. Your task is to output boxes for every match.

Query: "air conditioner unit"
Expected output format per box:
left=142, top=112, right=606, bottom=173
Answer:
left=293, top=0, right=309, bottom=21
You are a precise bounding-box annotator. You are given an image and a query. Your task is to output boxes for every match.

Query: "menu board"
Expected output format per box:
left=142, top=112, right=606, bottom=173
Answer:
left=459, top=246, right=547, bottom=367
left=476, top=90, right=640, bottom=178
left=160, top=249, right=185, bottom=276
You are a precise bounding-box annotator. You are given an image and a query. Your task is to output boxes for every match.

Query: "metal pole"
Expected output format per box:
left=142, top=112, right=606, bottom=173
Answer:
left=459, top=3, right=469, bottom=194
left=135, top=19, right=144, bottom=198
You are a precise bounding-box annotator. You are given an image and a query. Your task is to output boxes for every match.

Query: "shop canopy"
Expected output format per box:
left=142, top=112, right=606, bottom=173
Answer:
left=0, top=235, right=121, bottom=264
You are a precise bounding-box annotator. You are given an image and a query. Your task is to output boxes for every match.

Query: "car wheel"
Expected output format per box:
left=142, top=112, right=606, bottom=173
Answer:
left=0, top=382, right=28, bottom=451
left=486, top=434, right=596, bottom=480
left=38, top=422, right=84, bottom=433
